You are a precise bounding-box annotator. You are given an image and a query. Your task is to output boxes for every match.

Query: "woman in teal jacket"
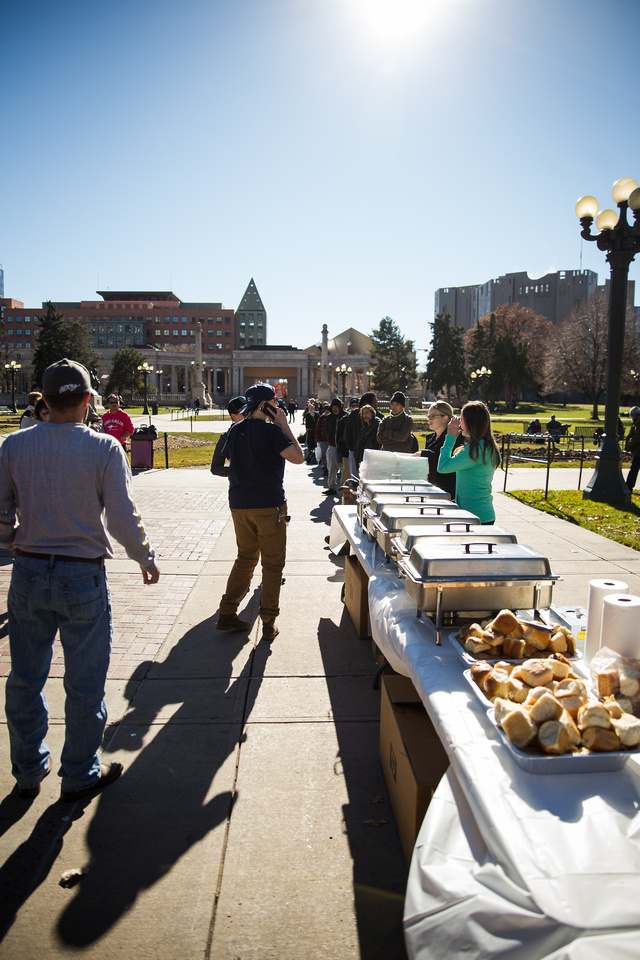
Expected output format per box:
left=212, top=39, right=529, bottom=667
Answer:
left=437, top=401, right=501, bottom=523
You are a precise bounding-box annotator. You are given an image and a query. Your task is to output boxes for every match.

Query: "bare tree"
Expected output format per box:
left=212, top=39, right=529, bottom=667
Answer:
left=542, top=290, right=638, bottom=419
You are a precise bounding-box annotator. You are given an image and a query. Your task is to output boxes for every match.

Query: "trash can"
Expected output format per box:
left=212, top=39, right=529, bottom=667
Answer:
left=130, top=426, right=158, bottom=470
left=150, top=402, right=158, bottom=416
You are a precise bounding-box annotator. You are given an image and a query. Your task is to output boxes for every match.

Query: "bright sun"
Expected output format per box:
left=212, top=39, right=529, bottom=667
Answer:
left=353, top=0, right=440, bottom=46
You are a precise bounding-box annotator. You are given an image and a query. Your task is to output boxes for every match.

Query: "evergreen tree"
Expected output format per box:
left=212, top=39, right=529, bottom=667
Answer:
left=32, top=301, right=101, bottom=389
left=104, top=347, right=145, bottom=396
left=369, top=317, right=418, bottom=397
left=423, top=312, right=467, bottom=403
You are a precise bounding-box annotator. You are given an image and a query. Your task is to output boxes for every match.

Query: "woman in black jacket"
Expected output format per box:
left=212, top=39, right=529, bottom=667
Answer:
left=420, top=401, right=462, bottom=499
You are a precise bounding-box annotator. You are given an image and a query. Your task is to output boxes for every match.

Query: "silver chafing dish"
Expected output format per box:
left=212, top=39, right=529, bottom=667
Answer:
left=359, top=478, right=444, bottom=498
left=389, top=523, right=518, bottom=562
left=397, top=540, right=558, bottom=643
left=358, top=491, right=451, bottom=528
left=369, top=503, right=480, bottom=554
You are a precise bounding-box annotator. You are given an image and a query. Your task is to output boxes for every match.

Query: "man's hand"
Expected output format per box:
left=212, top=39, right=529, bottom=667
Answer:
left=272, top=405, right=289, bottom=430
left=142, top=563, right=160, bottom=584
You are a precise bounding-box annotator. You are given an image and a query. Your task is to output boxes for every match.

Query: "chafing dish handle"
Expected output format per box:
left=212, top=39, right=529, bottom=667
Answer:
left=444, top=522, right=473, bottom=531
left=418, top=507, right=443, bottom=515
left=463, top=542, right=495, bottom=554
left=435, top=583, right=444, bottom=645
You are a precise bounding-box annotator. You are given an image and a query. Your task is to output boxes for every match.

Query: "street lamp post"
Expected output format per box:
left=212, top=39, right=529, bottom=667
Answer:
left=470, top=366, right=491, bottom=401
left=338, top=363, right=352, bottom=403
left=5, top=360, right=21, bottom=414
left=575, top=176, right=640, bottom=505
left=137, top=362, right=154, bottom=416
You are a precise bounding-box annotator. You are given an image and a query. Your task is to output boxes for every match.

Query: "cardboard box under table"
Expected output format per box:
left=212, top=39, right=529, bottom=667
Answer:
left=345, top=554, right=371, bottom=638
left=380, top=674, right=449, bottom=866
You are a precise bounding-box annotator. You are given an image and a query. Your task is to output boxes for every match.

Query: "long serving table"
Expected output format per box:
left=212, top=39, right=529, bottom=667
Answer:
left=331, top=505, right=640, bottom=960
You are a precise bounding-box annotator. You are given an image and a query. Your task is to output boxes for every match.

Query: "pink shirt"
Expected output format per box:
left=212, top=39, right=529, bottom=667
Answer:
left=101, top=409, right=134, bottom=445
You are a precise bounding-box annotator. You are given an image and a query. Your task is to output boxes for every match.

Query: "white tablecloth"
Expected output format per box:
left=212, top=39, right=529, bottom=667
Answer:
left=334, top=506, right=640, bottom=959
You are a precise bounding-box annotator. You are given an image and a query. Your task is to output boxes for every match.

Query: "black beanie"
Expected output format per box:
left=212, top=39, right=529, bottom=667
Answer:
left=390, top=391, right=406, bottom=406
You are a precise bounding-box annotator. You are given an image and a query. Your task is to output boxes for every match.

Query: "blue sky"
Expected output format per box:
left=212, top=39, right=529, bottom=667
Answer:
left=2, top=0, right=640, bottom=360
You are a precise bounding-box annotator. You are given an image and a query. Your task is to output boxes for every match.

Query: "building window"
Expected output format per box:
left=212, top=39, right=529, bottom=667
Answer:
left=207, top=343, right=213, bottom=350
left=173, top=331, right=179, bottom=336
left=182, top=329, right=187, bottom=336
left=217, top=330, right=222, bottom=337
left=216, top=344, right=222, bottom=350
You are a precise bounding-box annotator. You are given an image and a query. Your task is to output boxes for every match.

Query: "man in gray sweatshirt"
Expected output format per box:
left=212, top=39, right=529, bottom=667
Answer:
left=0, top=359, right=160, bottom=802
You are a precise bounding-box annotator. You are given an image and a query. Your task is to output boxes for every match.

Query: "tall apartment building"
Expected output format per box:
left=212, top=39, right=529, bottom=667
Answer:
left=434, top=269, right=606, bottom=330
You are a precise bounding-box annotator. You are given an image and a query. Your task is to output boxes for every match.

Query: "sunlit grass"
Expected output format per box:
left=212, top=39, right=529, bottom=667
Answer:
left=505, top=490, right=640, bottom=551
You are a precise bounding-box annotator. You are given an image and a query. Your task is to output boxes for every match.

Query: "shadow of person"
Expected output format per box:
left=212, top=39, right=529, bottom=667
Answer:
left=41, top=622, right=272, bottom=946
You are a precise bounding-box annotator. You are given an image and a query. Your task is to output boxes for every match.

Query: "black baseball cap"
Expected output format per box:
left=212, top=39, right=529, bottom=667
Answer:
left=42, top=358, right=94, bottom=396
left=240, top=383, right=276, bottom=416
left=228, top=396, right=246, bottom=416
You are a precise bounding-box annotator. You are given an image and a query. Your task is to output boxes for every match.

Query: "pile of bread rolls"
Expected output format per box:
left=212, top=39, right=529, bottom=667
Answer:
left=471, top=656, right=640, bottom=755
left=459, top=609, right=576, bottom=659
left=592, top=659, right=640, bottom=718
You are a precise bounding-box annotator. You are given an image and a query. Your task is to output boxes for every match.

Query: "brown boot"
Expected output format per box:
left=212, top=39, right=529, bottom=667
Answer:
left=216, top=613, right=251, bottom=632
left=261, top=619, right=279, bottom=643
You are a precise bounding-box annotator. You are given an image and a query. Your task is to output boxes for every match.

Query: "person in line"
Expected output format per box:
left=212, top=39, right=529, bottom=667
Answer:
left=377, top=391, right=414, bottom=453
left=353, top=404, right=382, bottom=470
left=210, top=396, right=246, bottom=477
left=342, top=397, right=361, bottom=479
left=33, top=397, right=50, bottom=422
left=287, top=398, right=297, bottom=423
left=419, top=401, right=462, bottom=499
left=302, top=399, right=319, bottom=464
left=625, top=405, right=640, bottom=491
left=19, top=392, right=42, bottom=429
left=323, top=397, right=346, bottom=497
left=315, top=403, right=330, bottom=473
left=0, top=358, right=159, bottom=801
left=438, top=400, right=501, bottom=524
left=102, top=395, right=134, bottom=447
left=217, top=383, right=304, bottom=642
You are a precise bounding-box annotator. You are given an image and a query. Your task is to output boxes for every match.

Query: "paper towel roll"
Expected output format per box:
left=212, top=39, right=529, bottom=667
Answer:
left=585, top=579, right=629, bottom=666
left=601, top=594, right=640, bottom=658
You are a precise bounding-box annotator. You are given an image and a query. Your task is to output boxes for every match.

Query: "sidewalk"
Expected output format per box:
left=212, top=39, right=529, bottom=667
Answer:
left=0, top=464, right=639, bottom=959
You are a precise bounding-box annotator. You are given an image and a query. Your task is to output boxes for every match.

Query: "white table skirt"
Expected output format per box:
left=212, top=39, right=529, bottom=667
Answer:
left=332, top=506, right=640, bottom=959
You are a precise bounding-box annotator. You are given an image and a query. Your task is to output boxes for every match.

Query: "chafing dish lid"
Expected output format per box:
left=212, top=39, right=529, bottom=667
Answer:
left=369, top=494, right=452, bottom=515
left=359, top=479, right=442, bottom=498
left=397, top=523, right=517, bottom=552
left=406, top=540, right=552, bottom=580
left=378, top=504, right=480, bottom=530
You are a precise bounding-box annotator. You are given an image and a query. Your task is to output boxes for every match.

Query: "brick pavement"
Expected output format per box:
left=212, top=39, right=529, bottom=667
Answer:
left=0, top=487, right=230, bottom=680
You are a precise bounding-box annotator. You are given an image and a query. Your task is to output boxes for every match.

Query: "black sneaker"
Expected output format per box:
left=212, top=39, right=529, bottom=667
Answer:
left=322, top=488, right=337, bottom=496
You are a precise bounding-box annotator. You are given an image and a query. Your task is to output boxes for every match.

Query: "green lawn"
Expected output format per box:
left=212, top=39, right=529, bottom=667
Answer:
left=505, top=490, right=640, bottom=551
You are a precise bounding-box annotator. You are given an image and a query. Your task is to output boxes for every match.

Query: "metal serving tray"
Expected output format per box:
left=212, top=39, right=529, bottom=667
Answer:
left=370, top=504, right=478, bottom=554
left=390, top=523, right=517, bottom=562
left=486, top=707, right=630, bottom=774
left=360, top=495, right=453, bottom=529
left=359, top=479, right=444, bottom=499
left=397, top=540, right=557, bottom=625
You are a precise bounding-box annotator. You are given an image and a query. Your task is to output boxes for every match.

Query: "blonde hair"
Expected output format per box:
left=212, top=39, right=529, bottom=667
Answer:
left=429, top=401, right=453, bottom=420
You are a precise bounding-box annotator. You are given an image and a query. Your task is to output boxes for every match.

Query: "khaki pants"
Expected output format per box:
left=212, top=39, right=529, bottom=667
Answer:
left=220, top=504, right=288, bottom=622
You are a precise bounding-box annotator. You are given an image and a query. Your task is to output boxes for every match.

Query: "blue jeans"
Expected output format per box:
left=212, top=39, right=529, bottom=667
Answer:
left=5, top=556, right=112, bottom=793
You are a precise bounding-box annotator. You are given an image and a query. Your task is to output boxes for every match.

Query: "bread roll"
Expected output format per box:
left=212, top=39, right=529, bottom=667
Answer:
left=488, top=609, right=522, bottom=637
left=554, top=678, right=588, bottom=716
left=582, top=727, right=620, bottom=752
left=577, top=704, right=611, bottom=730
left=548, top=632, right=568, bottom=654
left=538, top=720, right=570, bottom=755
left=470, top=662, right=492, bottom=691
left=559, top=710, right=582, bottom=749
left=528, top=691, right=563, bottom=723
left=610, top=714, right=640, bottom=747
left=494, top=697, right=518, bottom=725
left=481, top=628, right=504, bottom=649
left=519, top=660, right=553, bottom=687
left=484, top=668, right=510, bottom=701
left=596, top=670, right=620, bottom=699
left=619, top=677, right=640, bottom=698
left=503, top=636, right=526, bottom=659
left=494, top=660, right=515, bottom=675
left=602, top=698, right=624, bottom=719
left=465, top=638, right=490, bottom=655
left=507, top=676, right=529, bottom=703
left=548, top=659, right=571, bottom=680
left=500, top=705, right=538, bottom=749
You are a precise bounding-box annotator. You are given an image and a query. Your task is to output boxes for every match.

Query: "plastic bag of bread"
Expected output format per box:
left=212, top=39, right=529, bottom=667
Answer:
left=590, top=646, right=640, bottom=718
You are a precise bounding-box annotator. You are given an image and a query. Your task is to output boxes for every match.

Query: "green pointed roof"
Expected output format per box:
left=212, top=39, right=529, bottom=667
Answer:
left=236, top=278, right=265, bottom=313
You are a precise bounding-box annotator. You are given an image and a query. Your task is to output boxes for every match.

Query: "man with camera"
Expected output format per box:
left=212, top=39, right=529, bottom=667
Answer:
left=216, top=383, right=304, bottom=642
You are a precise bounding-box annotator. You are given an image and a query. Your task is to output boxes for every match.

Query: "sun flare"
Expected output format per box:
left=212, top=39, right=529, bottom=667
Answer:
left=353, top=0, right=441, bottom=46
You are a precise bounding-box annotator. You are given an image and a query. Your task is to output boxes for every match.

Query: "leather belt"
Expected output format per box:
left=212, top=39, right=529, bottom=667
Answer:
left=15, top=549, right=104, bottom=564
